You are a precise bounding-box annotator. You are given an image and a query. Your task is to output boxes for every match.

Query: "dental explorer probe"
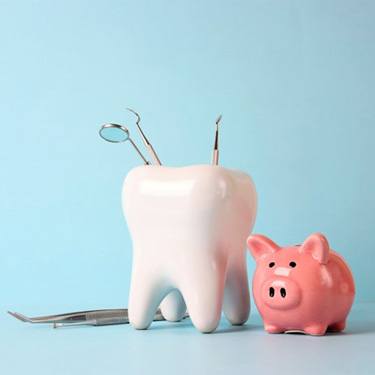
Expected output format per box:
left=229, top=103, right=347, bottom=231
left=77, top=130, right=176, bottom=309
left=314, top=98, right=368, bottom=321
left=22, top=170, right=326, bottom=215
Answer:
left=126, top=108, right=162, bottom=165
left=212, top=115, right=222, bottom=165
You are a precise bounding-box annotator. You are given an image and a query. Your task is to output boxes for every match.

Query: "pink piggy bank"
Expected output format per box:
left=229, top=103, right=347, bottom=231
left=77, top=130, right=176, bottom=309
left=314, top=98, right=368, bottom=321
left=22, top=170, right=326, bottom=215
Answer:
left=247, top=233, right=355, bottom=336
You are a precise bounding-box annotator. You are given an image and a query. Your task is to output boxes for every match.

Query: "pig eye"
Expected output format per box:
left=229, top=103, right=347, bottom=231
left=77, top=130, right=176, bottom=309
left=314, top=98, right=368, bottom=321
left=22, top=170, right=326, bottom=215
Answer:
left=289, top=261, right=296, bottom=268
left=269, top=262, right=275, bottom=268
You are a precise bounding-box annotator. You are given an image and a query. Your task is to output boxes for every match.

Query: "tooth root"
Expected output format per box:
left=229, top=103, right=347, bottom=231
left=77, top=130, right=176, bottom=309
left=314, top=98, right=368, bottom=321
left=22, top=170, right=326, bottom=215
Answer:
left=180, top=257, right=226, bottom=333
left=128, top=269, right=166, bottom=330
left=160, top=290, right=187, bottom=322
left=223, top=254, right=250, bottom=325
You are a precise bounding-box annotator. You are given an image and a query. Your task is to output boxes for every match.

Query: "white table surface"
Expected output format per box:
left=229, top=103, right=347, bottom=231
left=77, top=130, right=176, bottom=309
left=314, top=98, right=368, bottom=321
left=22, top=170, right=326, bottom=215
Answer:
left=1, top=302, right=374, bottom=375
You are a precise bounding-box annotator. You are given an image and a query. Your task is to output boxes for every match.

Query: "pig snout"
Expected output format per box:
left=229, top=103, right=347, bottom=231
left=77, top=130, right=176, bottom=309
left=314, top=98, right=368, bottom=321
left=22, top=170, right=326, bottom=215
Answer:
left=261, top=278, right=301, bottom=310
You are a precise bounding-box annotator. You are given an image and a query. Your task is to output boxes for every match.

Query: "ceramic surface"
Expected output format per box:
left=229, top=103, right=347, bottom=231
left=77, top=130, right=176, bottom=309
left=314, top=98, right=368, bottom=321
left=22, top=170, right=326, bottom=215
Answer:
left=123, top=165, right=257, bottom=333
left=247, top=233, right=355, bottom=335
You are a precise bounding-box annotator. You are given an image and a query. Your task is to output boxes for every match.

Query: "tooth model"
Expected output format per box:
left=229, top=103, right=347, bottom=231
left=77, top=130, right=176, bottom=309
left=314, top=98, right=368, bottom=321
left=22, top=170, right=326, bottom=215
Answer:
left=122, top=165, right=257, bottom=333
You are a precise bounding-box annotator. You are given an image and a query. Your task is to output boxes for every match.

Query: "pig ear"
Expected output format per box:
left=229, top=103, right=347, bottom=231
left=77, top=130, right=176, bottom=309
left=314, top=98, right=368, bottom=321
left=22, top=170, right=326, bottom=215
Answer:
left=247, top=234, right=280, bottom=260
left=299, top=233, right=330, bottom=264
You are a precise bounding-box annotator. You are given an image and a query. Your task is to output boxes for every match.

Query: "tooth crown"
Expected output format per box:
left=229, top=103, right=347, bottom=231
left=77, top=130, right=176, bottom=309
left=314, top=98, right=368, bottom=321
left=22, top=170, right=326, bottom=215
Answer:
left=122, top=165, right=257, bottom=333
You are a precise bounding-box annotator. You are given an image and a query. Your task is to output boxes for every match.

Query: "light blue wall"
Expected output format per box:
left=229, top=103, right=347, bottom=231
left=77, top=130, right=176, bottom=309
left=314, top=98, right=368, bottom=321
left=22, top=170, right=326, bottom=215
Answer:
left=1, top=0, right=374, bottom=311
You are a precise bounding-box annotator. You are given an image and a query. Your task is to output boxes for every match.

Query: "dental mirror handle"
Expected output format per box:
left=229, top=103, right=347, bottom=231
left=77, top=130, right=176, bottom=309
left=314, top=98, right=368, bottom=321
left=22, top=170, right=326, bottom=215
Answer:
left=129, top=138, right=150, bottom=165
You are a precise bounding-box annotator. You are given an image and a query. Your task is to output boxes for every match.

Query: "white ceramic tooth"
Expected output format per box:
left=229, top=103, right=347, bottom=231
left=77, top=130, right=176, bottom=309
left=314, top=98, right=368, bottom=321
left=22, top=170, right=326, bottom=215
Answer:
left=223, top=253, right=251, bottom=325
left=159, top=290, right=187, bottom=322
left=122, top=165, right=257, bottom=333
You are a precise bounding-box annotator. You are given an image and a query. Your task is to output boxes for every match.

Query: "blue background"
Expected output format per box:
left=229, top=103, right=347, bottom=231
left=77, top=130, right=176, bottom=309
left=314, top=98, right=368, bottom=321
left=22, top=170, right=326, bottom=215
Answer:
left=1, top=0, right=374, bottom=316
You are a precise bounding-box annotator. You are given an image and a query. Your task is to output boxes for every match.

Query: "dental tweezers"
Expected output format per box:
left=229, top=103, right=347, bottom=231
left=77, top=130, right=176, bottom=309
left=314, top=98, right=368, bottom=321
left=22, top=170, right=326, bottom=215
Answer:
left=7, top=309, right=181, bottom=328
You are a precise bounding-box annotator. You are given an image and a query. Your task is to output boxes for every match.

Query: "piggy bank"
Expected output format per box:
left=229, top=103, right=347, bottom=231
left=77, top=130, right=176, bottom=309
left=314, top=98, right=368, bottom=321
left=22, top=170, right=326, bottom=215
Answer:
left=247, top=233, right=355, bottom=335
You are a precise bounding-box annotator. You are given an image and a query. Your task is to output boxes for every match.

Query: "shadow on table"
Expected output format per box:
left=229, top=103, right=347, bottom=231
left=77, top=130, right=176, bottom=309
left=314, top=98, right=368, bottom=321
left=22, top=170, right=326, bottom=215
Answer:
left=150, top=319, right=375, bottom=336
left=149, top=316, right=263, bottom=334
left=145, top=306, right=375, bottom=336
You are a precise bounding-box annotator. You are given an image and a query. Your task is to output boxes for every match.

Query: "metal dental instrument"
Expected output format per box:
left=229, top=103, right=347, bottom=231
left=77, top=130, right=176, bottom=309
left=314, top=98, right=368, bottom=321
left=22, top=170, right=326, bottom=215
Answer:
left=212, top=114, right=222, bottom=165
left=126, top=108, right=162, bottom=165
left=99, top=123, right=150, bottom=165
left=8, top=308, right=179, bottom=328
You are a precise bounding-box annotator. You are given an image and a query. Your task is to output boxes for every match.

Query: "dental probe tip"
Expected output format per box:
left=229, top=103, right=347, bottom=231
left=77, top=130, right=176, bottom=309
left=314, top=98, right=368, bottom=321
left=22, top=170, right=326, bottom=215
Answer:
left=212, top=114, right=221, bottom=165
left=215, top=114, right=222, bottom=127
left=126, top=107, right=162, bottom=165
left=126, top=108, right=141, bottom=124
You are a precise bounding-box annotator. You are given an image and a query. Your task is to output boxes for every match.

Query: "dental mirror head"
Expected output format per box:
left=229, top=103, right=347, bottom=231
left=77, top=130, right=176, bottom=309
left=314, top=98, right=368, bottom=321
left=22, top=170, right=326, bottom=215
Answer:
left=99, top=123, right=130, bottom=143
left=99, top=123, right=150, bottom=165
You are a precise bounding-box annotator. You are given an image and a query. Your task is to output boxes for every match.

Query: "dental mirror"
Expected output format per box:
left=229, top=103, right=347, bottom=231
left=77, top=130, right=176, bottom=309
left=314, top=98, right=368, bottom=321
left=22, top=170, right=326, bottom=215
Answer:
left=99, top=124, right=130, bottom=143
left=99, top=123, right=150, bottom=165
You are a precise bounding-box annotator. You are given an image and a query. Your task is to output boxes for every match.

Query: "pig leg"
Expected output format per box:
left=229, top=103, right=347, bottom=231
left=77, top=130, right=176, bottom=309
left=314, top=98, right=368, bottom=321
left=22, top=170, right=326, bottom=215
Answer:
left=223, top=253, right=250, bottom=325
left=180, top=256, right=227, bottom=333
left=160, top=289, right=187, bottom=322
left=304, top=324, right=328, bottom=336
left=328, top=320, right=346, bottom=332
left=264, top=323, right=284, bottom=334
